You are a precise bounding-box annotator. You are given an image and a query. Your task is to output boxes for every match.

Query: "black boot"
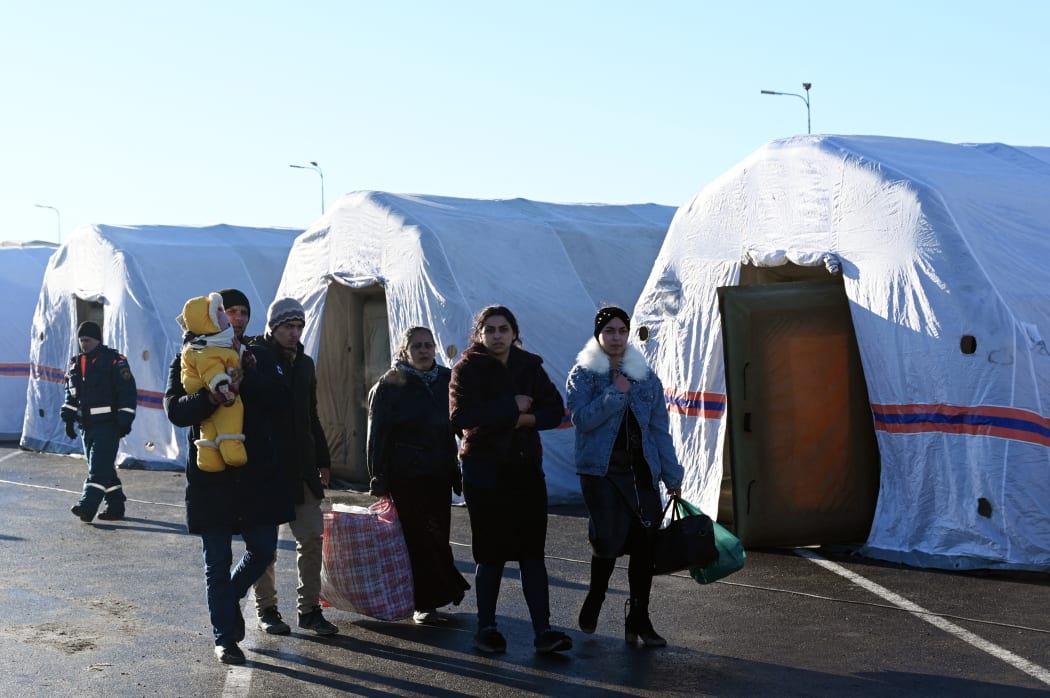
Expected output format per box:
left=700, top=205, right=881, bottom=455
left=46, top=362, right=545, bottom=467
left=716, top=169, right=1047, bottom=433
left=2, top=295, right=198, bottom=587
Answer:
left=624, top=598, right=666, bottom=648
left=578, top=591, right=605, bottom=634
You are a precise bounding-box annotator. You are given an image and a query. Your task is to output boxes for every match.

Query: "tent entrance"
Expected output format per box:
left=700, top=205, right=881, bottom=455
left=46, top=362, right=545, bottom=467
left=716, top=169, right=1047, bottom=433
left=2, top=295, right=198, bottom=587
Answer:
left=75, top=298, right=104, bottom=333
left=717, top=274, right=880, bottom=547
left=315, top=282, right=389, bottom=485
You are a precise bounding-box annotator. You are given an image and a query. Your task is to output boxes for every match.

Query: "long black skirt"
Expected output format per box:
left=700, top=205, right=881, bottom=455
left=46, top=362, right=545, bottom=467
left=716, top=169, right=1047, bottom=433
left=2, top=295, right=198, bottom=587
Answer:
left=390, top=477, right=470, bottom=611
left=580, top=457, right=661, bottom=559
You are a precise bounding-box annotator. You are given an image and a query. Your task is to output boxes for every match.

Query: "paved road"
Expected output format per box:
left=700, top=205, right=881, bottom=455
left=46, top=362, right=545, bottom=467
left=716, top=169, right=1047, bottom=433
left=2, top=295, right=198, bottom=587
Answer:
left=1, top=443, right=1048, bottom=697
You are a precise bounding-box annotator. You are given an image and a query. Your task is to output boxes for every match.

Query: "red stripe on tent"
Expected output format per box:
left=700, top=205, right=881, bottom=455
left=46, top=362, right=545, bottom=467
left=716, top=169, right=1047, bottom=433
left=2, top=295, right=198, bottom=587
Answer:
left=0, top=363, right=31, bottom=376
left=664, top=389, right=727, bottom=419
left=137, top=391, right=165, bottom=408
left=669, top=405, right=727, bottom=419
left=872, top=403, right=1049, bottom=422
left=30, top=363, right=164, bottom=410
left=872, top=403, right=1050, bottom=447
left=31, top=363, right=67, bottom=383
left=876, top=420, right=1050, bottom=447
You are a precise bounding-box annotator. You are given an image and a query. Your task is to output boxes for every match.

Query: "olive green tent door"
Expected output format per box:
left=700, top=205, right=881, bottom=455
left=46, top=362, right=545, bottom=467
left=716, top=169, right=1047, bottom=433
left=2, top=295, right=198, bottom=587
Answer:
left=718, top=278, right=880, bottom=548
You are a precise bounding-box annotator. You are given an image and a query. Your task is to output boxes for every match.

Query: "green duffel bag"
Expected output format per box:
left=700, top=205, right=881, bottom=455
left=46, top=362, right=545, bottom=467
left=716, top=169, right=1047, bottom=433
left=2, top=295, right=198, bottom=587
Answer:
left=677, top=498, right=746, bottom=584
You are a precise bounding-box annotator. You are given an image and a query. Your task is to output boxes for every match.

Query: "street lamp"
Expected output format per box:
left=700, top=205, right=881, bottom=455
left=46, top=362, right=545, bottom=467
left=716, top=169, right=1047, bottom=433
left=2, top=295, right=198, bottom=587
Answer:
left=34, top=204, right=62, bottom=243
left=290, top=161, right=325, bottom=214
left=760, top=82, right=812, bottom=134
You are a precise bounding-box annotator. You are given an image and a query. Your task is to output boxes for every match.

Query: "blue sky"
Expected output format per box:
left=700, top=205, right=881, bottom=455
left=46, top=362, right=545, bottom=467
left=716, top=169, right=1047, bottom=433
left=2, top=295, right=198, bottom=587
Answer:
left=3, top=1, right=1048, bottom=243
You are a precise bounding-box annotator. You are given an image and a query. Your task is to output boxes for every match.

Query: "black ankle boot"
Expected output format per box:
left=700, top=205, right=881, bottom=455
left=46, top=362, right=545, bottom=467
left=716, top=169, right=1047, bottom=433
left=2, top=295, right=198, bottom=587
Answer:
left=578, top=591, right=605, bottom=634
left=624, top=598, right=667, bottom=648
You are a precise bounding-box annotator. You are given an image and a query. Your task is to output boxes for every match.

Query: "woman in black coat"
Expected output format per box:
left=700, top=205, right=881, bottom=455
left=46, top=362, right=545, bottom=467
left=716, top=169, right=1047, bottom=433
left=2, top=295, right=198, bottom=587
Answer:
left=449, top=305, right=572, bottom=655
left=367, top=326, right=470, bottom=623
left=164, top=300, right=294, bottom=665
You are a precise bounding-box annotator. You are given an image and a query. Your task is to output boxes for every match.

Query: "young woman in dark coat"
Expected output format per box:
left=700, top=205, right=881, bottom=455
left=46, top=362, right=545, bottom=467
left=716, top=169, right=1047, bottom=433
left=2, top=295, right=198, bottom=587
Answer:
left=163, top=289, right=294, bottom=665
left=367, top=326, right=470, bottom=623
left=449, top=305, right=572, bottom=655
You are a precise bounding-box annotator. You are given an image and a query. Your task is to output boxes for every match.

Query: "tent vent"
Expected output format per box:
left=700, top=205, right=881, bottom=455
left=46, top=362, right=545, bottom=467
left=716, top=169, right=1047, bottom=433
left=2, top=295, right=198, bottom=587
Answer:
left=637, top=326, right=649, bottom=342
left=960, top=335, right=977, bottom=354
left=977, top=498, right=993, bottom=518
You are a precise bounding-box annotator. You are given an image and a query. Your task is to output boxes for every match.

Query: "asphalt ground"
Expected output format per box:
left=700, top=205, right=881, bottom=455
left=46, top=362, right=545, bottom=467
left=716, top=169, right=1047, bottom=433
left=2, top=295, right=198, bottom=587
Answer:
left=1, top=442, right=1048, bottom=697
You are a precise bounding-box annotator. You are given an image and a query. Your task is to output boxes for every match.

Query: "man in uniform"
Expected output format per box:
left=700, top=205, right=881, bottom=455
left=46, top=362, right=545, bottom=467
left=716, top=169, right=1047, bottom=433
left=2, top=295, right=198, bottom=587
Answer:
left=61, top=320, right=137, bottom=522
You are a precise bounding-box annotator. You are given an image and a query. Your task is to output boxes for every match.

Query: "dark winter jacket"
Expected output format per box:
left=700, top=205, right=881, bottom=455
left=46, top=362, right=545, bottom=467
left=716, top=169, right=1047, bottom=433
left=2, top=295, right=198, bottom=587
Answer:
left=256, top=336, right=330, bottom=504
left=449, top=343, right=565, bottom=488
left=366, top=363, right=459, bottom=496
left=61, top=344, right=137, bottom=432
left=164, top=342, right=294, bottom=533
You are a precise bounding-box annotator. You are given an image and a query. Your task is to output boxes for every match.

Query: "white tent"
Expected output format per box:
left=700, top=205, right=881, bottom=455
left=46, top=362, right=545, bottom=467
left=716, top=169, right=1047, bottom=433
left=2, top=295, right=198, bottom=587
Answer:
left=275, top=191, right=676, bottom=500
left=21, top=224, right=301, bottom=468
left=634, top=134, right=1050, bottom=571
left=0, top=241, right=58, bottom=440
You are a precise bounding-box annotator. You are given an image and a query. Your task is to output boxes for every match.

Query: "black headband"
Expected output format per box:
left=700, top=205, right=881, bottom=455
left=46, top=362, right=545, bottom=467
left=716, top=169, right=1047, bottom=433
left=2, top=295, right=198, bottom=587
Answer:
left=594, top=306, right=630, bottom=339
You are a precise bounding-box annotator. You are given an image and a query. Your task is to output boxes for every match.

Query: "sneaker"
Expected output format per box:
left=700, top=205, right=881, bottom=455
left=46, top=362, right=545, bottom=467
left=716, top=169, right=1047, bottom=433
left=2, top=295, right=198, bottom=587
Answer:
left=258, top=606, right=291, bottom=635
left=214, top=642, right=246, bottom=665
left=474, top=626, right=507, bottom=654
left=96, top=509, right=125, bottom=521
left=70, top=505, right=94, bottom=523
left=298, top=607, right=338, bottom=636
left=412, top=609, right=446, bottom=625
left=534, top=629, right=572, bottom=654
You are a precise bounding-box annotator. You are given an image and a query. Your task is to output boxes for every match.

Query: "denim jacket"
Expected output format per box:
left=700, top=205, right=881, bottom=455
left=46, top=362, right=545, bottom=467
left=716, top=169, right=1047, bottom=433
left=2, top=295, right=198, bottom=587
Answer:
left=565, top=338, right=684, bottom=490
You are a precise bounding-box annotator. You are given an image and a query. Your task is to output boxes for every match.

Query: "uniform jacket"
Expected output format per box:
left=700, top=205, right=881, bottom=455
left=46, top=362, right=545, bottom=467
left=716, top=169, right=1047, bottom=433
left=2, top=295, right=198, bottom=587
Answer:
left=565, top=338, right=684, bottom=490
left=61, top=344, right=137, bottom=432
left=449, top=343, right=564, bottom=488
left=366, top=363, right=459, bottom=496
left=255, top=336, right=330, bottom=504
left=164, top=341, right=294, bottom=533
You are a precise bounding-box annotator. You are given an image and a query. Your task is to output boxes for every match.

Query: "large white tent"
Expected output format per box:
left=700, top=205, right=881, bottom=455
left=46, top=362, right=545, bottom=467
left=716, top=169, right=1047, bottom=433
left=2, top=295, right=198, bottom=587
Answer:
left=21, top=224, right=301, bottom=468
left=634, top=135, right=1050, bottom=571
left=0, top=241, right=57, bottom=440
left=275, top=191, right=676, bottom=499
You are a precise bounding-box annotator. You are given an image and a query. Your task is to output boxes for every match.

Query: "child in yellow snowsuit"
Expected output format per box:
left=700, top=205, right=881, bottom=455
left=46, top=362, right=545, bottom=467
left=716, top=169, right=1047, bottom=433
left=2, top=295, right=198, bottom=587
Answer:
left=176, top=292, right=247, bottom=472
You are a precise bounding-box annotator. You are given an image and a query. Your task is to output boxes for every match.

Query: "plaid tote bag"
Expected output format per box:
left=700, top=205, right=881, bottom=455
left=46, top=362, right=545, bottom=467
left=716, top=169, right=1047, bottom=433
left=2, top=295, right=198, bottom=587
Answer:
left=320, top=498, right=415, bottom=621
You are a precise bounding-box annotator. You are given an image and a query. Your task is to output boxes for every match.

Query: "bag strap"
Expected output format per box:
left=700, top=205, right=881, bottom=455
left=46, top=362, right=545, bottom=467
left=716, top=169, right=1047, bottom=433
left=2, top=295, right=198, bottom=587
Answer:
left=661, top=495, right=681, bottom=524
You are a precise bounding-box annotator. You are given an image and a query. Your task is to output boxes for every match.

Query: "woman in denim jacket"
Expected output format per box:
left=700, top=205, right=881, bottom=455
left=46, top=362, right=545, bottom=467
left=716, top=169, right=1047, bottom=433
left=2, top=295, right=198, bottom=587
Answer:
left=565, top=305, right=684, bottom=647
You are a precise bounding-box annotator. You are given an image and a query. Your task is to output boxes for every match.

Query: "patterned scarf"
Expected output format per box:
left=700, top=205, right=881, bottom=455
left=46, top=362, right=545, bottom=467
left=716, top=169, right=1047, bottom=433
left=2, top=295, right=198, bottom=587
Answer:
left=397, top=361, right=439, bottom=386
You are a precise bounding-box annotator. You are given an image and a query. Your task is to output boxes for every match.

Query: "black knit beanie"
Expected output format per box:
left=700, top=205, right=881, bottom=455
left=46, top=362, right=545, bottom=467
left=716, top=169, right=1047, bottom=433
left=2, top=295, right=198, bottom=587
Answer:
left=218, top=288, right=251, bottom=317
left=77, top=321, right=102, bottom=342
left=594, top=306, right=630, bottom=339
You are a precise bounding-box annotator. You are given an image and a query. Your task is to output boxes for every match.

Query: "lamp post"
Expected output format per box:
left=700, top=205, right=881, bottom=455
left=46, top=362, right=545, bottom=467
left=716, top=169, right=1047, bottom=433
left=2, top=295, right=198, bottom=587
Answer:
left=760, top=82, right=812, bottom=134
left=34, top=204, right=62, bottom=243
left=290, top=161, right=325, bottom=214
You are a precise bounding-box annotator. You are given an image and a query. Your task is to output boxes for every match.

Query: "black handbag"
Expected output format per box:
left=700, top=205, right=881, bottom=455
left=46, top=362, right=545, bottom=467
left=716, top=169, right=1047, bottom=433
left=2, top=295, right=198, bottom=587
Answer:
left=652, top=496, right=719, bottom=575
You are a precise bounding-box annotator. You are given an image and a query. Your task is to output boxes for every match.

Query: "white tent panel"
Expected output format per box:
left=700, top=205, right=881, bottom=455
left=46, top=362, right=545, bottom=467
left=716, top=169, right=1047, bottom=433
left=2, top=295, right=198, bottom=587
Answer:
left=277, top=191, right=676, bottom=501
left=634, top=135, right=1050, bottom=571
left=0, top=241, right=57, bottom=440
left=21, top=224, right=301, bottom=468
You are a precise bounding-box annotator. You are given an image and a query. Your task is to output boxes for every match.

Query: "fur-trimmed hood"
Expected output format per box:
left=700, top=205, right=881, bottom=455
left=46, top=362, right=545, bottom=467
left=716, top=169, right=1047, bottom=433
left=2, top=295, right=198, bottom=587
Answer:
left=574, top=337, right=650, bottom=381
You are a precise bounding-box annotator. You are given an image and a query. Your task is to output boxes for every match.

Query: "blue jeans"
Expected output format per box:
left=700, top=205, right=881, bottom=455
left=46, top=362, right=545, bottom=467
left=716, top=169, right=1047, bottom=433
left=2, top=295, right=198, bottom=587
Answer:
left=201, top=524, right=278, bottom=646
left=78, top=421, right=126, bottom=515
